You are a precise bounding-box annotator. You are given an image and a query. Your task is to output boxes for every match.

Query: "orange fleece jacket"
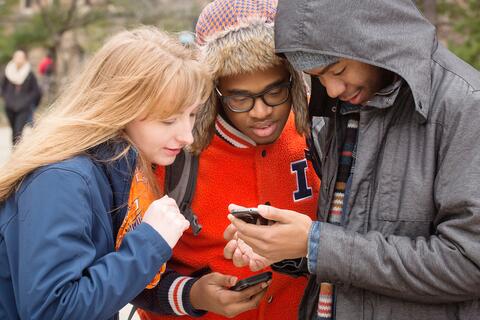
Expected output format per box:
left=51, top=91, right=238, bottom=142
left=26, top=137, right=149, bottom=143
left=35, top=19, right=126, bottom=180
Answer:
left=140, top=114, right=320, bottom=320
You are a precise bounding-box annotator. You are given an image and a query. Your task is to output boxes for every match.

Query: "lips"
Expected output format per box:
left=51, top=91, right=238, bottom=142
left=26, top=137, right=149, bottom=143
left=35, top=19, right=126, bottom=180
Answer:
left=251, top=121, right=277, bottom=138
left=343, top=89, right=362, bottom=105
left=164, top=147, right=182, bottom=156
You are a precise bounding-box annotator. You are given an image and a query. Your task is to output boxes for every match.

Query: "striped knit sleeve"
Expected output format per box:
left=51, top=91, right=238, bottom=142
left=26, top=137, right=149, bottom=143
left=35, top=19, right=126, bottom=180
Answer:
left=132, top=268, right=206, bottom=317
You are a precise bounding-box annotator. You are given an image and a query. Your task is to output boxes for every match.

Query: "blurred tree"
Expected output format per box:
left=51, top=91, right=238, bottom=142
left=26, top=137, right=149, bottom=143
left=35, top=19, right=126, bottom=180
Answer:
left=0, top=0, right=119, bottom=99
left=422, top=0, right=438, bottom=25
left=439, top=0, right=480, bottom=69
left=415, top=0, right=438, bottom=25
left=416, top=0, right=479, bottom=69
left=12, top=0, right=112, bottom=68
left=116, top=0, right=202, bottom=32
left=1, top=0, right=207, bottom=101
left=1, top=0, right=204, bottom=65
left=0, top=0, right=17, bottom=63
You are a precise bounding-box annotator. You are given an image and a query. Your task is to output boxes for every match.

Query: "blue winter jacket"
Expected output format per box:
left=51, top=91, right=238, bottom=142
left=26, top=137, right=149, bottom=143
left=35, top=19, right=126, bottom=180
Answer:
left=0, top=142, right=172, bottom=319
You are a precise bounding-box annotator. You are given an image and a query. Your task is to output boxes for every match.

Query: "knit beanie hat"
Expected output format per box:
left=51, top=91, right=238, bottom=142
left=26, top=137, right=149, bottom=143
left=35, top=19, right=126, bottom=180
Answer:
left=285, top=51, right=339, bottom=72
left=191, top=0, right=309, bottom=151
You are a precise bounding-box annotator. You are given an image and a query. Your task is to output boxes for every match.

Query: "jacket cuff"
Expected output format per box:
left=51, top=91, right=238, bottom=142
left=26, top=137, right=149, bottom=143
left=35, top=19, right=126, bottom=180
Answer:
left=307, top=221, right=322, bottom=273
left=158, top=275, right=206, bottom=317
left=122, top=222, right=172, bottom=273
left=316, top=222, right=354, bottom=284
left=271, top=258, right=309, bottom=277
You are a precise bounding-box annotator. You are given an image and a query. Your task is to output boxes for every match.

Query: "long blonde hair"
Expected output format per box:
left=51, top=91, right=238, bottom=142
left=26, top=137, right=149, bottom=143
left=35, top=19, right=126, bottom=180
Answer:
left=0, top=26, right=212, bottom=201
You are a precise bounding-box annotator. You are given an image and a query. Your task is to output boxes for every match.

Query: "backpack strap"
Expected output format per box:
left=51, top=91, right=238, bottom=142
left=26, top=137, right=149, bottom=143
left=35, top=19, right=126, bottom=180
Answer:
left=164, top=149, right=202, bottom=235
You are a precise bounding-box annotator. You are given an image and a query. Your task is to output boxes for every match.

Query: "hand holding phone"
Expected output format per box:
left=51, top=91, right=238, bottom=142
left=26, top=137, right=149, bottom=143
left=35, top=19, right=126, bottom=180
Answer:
left=230, top=271, right=272, bottom=291
left=189, top=271, right=268, bottom=317
left=230, top=208, right=270, bottom=225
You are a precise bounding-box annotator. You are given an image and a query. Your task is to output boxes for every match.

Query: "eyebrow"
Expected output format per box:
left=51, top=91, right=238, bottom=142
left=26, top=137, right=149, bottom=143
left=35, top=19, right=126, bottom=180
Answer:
left=304, top=61, right=339, bottom=76
left=224, top=77, right=289, bottom=95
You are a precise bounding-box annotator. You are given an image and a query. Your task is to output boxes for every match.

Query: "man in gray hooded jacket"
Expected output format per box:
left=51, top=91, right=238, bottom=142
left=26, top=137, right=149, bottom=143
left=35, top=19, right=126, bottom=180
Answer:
left=224, top=0, right=480, bottom=319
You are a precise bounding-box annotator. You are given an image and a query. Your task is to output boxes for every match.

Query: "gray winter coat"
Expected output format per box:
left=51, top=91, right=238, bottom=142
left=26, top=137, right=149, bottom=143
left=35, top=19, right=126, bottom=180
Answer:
left=275, top=0, right=480, bottom=319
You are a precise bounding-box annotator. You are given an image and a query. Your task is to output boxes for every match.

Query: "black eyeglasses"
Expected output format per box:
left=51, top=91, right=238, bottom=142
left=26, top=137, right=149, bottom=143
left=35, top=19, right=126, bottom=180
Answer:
left=215, top=76, right=292, bottom=113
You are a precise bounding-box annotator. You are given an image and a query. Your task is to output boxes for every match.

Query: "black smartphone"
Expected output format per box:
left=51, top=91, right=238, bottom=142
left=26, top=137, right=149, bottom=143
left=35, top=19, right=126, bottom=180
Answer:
left=230, top=208, right=269, bottom=225
left=230, top=271, right=272, bottom=291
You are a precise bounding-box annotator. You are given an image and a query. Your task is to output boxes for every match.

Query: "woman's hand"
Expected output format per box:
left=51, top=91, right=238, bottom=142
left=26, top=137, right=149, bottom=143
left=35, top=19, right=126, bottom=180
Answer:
left=190, top=272, right=270, bottom=318
left=143, top=195, right=190, bottom=248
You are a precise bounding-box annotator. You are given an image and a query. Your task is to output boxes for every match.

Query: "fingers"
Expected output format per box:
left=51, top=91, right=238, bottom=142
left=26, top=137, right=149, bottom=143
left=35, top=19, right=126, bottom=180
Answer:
left=234, top=281, right=269, bottom=300
left=228, top=203, right=297, bottom=224
left=224, top=240, right=237, bottom=260
left=207, top=272, right=238, bottom=288
left=225, top=281, right=269, bottom=315
left=223, top=223, right=238, bottom=241
left=158, top=195, right=178, bottom=207
left=143, top=197, right=189, bottom=248
left=257, top=204, right=293, bottom=223
left=180, top=218, right=190, bottom=231
left=234, top=247, right=249, bottom=268
left=227, top=214, right=265, bottom=240
left=190, top=272, right=239, bottom=312
left=158, top=197, right=189, bottom=230
left=249, top=259, right=265, bottom=272
left=236, top=238, right=252, bottom=254
left=236, top=232, right=270, bottom=259
left=196, top=274, right=268, bottom=318
left=228, top=203, right=247, bottom=212
left=236, top=239, right=271, bottom=271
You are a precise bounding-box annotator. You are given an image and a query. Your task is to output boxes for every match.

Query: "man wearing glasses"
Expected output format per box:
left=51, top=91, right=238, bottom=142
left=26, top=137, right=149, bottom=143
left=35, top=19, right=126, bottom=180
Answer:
left=137, top=0, right=320, bottom=319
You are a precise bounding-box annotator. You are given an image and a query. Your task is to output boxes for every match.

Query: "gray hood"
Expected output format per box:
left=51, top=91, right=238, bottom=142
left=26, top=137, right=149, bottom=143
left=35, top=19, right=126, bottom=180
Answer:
left=274, top=0, right=437, bottom=119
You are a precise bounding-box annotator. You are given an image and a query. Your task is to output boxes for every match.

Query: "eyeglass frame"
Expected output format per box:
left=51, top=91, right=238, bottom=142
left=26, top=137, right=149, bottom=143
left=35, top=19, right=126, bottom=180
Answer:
left=215, top=76, right=293, bottom=113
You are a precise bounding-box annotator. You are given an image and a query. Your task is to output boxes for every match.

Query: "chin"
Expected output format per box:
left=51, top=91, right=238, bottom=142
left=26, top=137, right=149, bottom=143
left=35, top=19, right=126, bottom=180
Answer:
left=153, top=156, right=176, bottom=166
left=253, top=135, right=280, bottom=145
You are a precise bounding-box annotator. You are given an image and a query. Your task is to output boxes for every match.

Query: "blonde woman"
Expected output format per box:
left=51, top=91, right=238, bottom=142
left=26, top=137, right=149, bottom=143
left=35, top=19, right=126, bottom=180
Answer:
left=0, top=27, right=211, bottom=320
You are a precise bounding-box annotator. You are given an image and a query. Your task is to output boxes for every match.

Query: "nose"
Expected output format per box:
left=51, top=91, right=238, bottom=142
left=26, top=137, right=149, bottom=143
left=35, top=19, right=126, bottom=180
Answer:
left=319, top=76, right=346, bottom=99
left=176, top=116, right=194, bottom=146
left=249, top=97, right=273, bottom=119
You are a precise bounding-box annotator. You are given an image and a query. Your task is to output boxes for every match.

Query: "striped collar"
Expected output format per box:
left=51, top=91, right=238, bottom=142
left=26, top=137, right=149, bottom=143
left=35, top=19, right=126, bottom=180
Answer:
left=214, top=115, right=257, bottom=148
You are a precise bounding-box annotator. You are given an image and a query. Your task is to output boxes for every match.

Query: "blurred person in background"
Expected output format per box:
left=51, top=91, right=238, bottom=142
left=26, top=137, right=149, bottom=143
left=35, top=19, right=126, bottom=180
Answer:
left=1, top=50, right=42, bottom=144
left=38, top=50, right=54, bottom=102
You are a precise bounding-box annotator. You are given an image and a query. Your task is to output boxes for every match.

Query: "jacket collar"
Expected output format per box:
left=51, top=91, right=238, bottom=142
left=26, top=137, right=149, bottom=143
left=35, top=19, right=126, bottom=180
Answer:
left=88, top=140, right=138, bottom=223
left=365, top=77, right=403, bottom=110
left=214, top=115, right=257, bottom=148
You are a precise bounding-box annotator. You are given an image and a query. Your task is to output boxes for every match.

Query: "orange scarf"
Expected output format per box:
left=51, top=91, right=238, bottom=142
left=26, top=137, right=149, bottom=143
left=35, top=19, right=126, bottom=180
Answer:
left=115, top=168, right=166, bottom=289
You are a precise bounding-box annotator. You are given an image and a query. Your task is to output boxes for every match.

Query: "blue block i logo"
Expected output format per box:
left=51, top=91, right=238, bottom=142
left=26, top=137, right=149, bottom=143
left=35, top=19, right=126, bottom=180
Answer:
left=291, top=159, right=313, bottom=201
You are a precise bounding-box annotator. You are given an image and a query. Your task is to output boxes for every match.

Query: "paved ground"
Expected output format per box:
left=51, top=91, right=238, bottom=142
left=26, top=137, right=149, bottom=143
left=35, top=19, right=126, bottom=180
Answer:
left=0, top=126, right=138, bottom=319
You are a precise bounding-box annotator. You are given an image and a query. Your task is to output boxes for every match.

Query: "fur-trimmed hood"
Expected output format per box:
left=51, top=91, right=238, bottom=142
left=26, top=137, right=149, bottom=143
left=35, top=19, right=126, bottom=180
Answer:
left=192, top=2, right=309, bottom=151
